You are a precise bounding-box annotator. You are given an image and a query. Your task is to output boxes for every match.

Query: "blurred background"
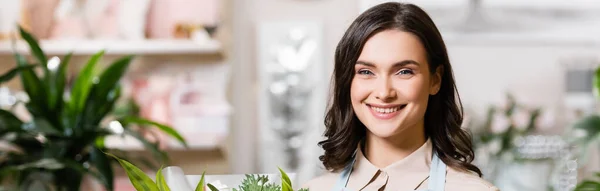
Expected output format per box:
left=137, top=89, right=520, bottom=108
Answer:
left=1, top=0, right=600, bottom=191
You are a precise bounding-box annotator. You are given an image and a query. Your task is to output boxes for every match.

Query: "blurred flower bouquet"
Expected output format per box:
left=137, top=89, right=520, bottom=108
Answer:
left=466, top=93, right=563, bottom=191
left=468, top=93, right=550, bottom=163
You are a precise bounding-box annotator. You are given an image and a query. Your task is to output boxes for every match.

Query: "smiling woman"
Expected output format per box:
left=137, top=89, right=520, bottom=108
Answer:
left=302, top=2, right=499, bottom=191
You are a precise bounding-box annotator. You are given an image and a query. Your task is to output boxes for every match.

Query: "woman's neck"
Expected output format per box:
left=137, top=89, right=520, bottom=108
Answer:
left=363, top=124, right=426, bottom=168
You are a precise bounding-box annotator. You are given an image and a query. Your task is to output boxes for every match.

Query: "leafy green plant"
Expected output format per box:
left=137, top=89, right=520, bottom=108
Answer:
left=0, top=26, right=186, bottom=190
left=110, top=153, right=308, bottom=191
left=574, top=173, right=600, bottom=191
left=571, top=66, right=600, bottom=191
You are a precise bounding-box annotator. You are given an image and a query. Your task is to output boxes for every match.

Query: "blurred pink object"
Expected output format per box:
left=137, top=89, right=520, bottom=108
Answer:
left=86, top=0, right=119, bottom=39
left=146, top=0, right=221, bottom=38
left=49, top=17, right=87, bottom=39
left=114, top=176, right=137, bottom=191
left=49, top=0, right=88, bottom=39
left=511, top=108, right=530, bottom=130
left=491, top=113, right=510, bottom=134
left=21, top=0, right=60, bottom=39
left=132, top=76, right=174, bottom=149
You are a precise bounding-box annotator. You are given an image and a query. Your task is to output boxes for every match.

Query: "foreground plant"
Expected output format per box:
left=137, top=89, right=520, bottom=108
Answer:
left=110, top=153, right=308, bottom=191
left=0, top=26, right=186, bottom=191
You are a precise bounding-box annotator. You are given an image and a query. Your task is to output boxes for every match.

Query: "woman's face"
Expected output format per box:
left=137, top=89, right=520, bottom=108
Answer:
left=351, top=29, right=442, bottom=139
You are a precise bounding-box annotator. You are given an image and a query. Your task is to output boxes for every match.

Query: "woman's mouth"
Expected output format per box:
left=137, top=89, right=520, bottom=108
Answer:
left=367, top=104, right=407, bottom=120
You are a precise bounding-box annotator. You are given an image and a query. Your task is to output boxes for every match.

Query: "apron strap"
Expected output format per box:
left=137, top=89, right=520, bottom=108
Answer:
left=427, top=152, right=447, bottom=191
left=333, top=152, right=357, bottom=190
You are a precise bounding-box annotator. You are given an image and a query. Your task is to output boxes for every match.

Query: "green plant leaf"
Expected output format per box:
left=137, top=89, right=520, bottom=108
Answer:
left=90, top=55, right=132, bottom=103
left=0, top=64, right=38, bottom=84
left=207, top=184, right=219, bottom=191
left=90, top=146, right=114, bottom=191
left=14, top=53, right=48, bottom=117
left=574, top=180, right=600, bottom=191
left=195, top=171, right=206, bottom=191
left=120, top=117, right=187, bottom=148
left=278, top=167, right=293, bottom=191
left=108, top=149, right=159, bottom=170
left=84, top=85, right=122, bottom=126
left=105, top=152, right=159, bottom=191
left=124, top=128, right=168, bottom=163
left=57, top=158, right=111, bottom=191
left=83, top=55, right=132, bottom=127
left=0, top=109, right=24, bottom=131
left=21, top=118, right=62, bottom=136
left=49, top=52, right=72, bottom=111
left=156, top=166, right=171, bottom=191
left=594, top=66, right=600, bottom=98
left=70, top=50, right=104, bottom=113
left=18, top=26, right=46, bottom=67
left=572, top=115, right=600, bottom=143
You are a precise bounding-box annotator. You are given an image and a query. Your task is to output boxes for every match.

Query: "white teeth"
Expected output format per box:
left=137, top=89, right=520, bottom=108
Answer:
left=371, top=106, right=399, bottom=114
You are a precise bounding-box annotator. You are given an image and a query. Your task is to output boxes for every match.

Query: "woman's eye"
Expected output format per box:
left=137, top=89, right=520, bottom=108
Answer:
left=357, top=70, right=374, bottom=75
left=397, top=69, right=414, bottom=75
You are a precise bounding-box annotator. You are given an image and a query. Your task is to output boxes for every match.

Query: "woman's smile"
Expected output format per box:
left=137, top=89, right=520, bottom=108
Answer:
left=366, top=103, right=407, bottom=120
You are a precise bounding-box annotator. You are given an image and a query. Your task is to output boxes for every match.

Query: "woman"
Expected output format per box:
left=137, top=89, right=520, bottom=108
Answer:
left=302, top=2, right=499, bottom=191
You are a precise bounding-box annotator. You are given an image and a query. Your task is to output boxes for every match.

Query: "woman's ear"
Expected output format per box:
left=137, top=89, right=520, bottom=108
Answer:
left=429, top=66, right=443, bottom=95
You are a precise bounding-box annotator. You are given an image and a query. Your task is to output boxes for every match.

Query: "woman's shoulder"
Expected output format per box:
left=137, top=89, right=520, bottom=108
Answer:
left=300, top=171, right=340, bottom=191
left=445, top=167, right=500, bottom=191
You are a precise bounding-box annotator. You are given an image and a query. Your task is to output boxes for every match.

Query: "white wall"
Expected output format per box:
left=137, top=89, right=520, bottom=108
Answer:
left=230, top=0, right=359, bottom=177
left=448, top=43, right=600, bottom=131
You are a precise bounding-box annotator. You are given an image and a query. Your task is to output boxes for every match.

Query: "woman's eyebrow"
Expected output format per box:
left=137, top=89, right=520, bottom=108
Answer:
left=356, top=60, right=421, bottom=67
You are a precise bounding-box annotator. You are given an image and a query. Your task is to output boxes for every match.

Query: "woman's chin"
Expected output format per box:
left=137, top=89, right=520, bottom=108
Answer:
left=367, top=126, right=403, bottom=138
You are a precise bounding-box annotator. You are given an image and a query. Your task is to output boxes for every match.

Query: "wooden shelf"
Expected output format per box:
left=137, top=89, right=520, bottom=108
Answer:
left=105, top=115, right=230, bottom=151
left=104, top=132, right=226, bottom=151
left=0, top=39, right=222, bottom=55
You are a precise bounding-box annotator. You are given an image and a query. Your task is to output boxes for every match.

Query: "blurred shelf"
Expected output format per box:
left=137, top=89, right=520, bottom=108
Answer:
left=105, top=115, right=230, bottom=151
left=441, top=32, right=600, bottom=47
left=0, top=39, right=222, bottom=55
left=105, top=132, right=227, bottom=151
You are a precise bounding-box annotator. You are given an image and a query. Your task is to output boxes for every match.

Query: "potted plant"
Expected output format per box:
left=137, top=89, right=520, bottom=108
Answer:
left=107, top=152, right=308, bottom=191
left=0, top=26, right=186, bottom=191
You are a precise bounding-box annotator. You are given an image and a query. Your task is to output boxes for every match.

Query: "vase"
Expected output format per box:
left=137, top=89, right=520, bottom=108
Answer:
left=493, top=160, right=553, bottom=191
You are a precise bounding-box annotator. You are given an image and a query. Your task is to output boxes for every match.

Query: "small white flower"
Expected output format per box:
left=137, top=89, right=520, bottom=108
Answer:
left=488, top=139, right=502, bottom=155
left=536, top=110, right=556, bottom=130
left=512, top=108, right=530, bottom=131
left=491, top=113, right=510, bottom=134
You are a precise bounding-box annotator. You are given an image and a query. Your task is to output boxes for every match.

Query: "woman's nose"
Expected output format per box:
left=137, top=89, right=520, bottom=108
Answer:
left=374, top=77, right=396, bottom=101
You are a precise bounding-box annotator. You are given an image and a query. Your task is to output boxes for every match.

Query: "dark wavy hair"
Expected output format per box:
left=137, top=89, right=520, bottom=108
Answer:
left=318, top=2, right=482, bottom=176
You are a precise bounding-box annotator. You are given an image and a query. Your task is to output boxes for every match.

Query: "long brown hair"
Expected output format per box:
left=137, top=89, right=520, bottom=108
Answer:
left=318, top=2, right=482, bottom=176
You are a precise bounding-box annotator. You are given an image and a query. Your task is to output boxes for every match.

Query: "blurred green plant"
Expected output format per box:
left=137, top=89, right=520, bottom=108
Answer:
left=571, top=66, right=600, bottom=190
left=575, top=173, right=600, bottom=191
left=109, top=152, right=308, bottom=191
left=0, top=26, right=186, bottom=191
left=469, top=93, right=542, bottom=162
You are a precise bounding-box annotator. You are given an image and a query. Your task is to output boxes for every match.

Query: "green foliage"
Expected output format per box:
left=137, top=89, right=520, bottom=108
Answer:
left=572, top=66, right=600, bottom=191
left=468, top=93, right=542, bottom=162
left=0, top=26, right=186, bottom=191
left=113, top=154, right=308, bottom=191
left=232, top=175, right=281, bottom=191
left=575, top=173, right=600, bottom=191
